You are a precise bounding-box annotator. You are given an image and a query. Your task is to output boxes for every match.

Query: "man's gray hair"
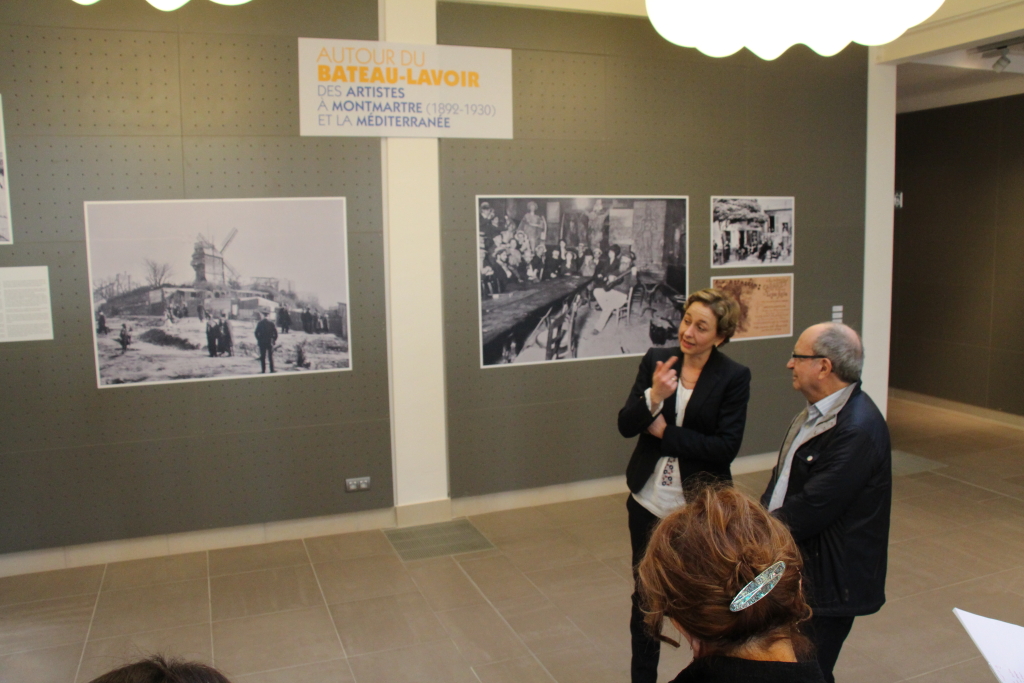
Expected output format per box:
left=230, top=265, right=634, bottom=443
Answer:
left=812, top=323, right=864, bottom=383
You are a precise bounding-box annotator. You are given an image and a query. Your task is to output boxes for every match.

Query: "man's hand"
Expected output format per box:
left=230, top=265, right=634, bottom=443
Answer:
left=648, top=414, right=668, bottom=439
left=650, top=356, right=679, bottom=405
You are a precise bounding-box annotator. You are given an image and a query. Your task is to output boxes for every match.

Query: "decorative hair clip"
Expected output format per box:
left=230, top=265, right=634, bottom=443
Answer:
left=730, top=561, right=786, bottom=612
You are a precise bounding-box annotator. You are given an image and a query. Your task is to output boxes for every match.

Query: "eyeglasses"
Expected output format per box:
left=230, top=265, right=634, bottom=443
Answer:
left=791, top=353, right=826, bottom=360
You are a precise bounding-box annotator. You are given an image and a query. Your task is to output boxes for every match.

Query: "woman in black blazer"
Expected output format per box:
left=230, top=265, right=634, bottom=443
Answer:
left=618, top=288, right=751, bottom=683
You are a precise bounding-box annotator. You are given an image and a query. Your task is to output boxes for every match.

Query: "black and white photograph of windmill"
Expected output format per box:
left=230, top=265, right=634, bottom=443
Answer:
left=84, top=197, right=351, bottom=387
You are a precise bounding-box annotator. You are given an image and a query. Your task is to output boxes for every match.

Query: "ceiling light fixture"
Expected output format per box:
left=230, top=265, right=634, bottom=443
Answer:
left=645, top=0, right=946, bottom=60
left=71, top=0, right=252, bottom=9
left=146, top=0, right=191, bottom=9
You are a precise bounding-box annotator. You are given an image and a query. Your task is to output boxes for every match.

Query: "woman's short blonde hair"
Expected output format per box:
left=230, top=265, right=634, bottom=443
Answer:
left=684, top=288, right=741, bottom=343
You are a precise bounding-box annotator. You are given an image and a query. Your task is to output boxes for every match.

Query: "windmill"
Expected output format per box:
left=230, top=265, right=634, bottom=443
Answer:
left=191, top=228, right=241, bottom=286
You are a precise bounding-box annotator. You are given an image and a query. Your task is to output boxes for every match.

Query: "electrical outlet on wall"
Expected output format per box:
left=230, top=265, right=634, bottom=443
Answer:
left=832, top=305, right=843, bottom=324
left=345, top=477, right=371, bottom=492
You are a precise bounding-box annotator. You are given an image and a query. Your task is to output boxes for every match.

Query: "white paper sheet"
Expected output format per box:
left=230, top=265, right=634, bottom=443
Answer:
left=0, top=266, right=53, bottom=342
left=954, top=608, right=1024, bottom=683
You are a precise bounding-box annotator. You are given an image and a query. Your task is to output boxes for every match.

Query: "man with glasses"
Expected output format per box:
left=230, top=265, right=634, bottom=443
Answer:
left=761, top=323, right=892, bottom=683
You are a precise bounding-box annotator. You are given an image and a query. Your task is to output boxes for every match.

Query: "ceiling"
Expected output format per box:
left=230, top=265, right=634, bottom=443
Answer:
left=897, top=61, right=1024, bottom=112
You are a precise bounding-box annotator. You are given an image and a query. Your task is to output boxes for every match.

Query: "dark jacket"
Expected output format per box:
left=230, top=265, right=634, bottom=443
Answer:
left=760, top=383, right=891, bottom=617
left=254, top=318, right=278, bottom=347
left=618, top=345, right=751, bottom=493
left=671, top=656, right=825, bottom=683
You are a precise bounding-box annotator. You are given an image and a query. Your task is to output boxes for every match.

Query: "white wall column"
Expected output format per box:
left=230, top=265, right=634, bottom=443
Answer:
left=379, top=0, right=451, bottom=526
left=861, top=47, right=898, bottom=416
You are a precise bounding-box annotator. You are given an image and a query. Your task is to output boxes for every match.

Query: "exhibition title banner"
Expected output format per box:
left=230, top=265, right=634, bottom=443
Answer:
left=298, top=38, right=513, bottom=139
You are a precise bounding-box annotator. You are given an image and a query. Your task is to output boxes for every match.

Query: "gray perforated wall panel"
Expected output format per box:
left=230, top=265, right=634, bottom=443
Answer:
left=438, top=4, right=869, bottom=498
left=0, top=0, right=388, bottom=553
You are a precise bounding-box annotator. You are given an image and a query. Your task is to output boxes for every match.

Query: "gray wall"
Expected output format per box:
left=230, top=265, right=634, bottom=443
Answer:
left=438, top=3, right=870, bottom=498
left=892, top=94, right=1024, bottom=416
left=0, top=0, right=391, bottom=554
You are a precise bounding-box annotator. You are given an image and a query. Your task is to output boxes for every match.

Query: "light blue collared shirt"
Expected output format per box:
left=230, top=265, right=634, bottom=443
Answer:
left=767, top=386, right=851, bottom=511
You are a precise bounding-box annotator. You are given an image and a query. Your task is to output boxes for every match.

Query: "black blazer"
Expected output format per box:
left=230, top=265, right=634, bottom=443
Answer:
left=760, top=384, right=892, bottom=617
left=618, top=345, right=751, bottom=494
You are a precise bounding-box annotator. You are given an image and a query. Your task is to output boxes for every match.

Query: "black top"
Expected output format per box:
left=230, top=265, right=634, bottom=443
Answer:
left=672, top=656, right=826, bottom=683
left=618, top=345, right=751, bottom=494
left=760, top=384, right=892, bottom=617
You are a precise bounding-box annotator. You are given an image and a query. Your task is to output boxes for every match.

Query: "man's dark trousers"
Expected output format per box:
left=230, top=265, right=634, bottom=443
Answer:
left=627, top=496, right=661, bottom=683
left=806, top=615, right=855, bottom=683
left=259, top=344, right=274, bottom=373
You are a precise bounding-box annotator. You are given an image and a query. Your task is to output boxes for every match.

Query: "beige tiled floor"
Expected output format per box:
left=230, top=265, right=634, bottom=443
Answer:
left=2, top=397, right=1023, bottom=682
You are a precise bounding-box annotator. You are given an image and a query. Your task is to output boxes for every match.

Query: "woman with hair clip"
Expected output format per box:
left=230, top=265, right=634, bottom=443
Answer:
left=638, top=485, right=823, bottom=683
left=618, top=287, right=751, bottom=683
left=87, top=655, right=232, bottom=683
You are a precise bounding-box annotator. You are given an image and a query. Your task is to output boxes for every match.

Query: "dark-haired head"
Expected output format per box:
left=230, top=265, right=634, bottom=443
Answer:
left=638, top=485, right=811, bottom=660
left=86, top=655, right=232, bottom=683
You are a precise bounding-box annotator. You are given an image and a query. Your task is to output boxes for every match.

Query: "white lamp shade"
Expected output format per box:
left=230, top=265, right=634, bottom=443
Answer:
left=146, top=0, right=191, bottom=9
left=70, top=0, right=104, bottom=5
left=646, top=0, right=945, bottom=60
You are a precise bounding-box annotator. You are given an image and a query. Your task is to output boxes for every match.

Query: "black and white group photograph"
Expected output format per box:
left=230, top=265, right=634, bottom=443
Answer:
left=0, top=95, right=11, bottom=245
left=711, top=196, right=794, bottom=267
left=477, top=195, right=689, bottom=366
left=85, top=197, right=352, bottom=387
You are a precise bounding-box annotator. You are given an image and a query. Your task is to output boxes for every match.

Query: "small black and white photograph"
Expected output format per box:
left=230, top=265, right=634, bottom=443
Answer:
left=477, top=195, right=689, bottom=367
left=711, top=196, right=794, bottom=267
left=85, top=197, right=351, bottom=387
left=0, top=95, right=12, bottom=245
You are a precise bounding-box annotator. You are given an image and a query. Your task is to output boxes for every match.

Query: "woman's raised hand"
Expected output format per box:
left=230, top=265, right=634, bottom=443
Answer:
left=651, top=356, right=679, bottom=406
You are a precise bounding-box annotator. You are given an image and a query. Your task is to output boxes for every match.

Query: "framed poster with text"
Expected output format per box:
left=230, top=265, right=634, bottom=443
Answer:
left=710, top=273, right=793, bottom=341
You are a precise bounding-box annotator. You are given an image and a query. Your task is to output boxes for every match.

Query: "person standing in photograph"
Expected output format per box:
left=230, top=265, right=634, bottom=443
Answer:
left=117, top=323, right=132, bottom=353
left=276, top=304, right=290, bottom=334
left=219, top=313, right=234, bottom=356
left=254, top=311, right=278, bottom=374
left=761, top=323, right=891, bottom=683
left=479, top=201, right=501, bottom=249
left=590, top=253, right=636, bottom=333
left=205, top=318, right=219, bottom=357
left=617, top=288, right=750, bottom=683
